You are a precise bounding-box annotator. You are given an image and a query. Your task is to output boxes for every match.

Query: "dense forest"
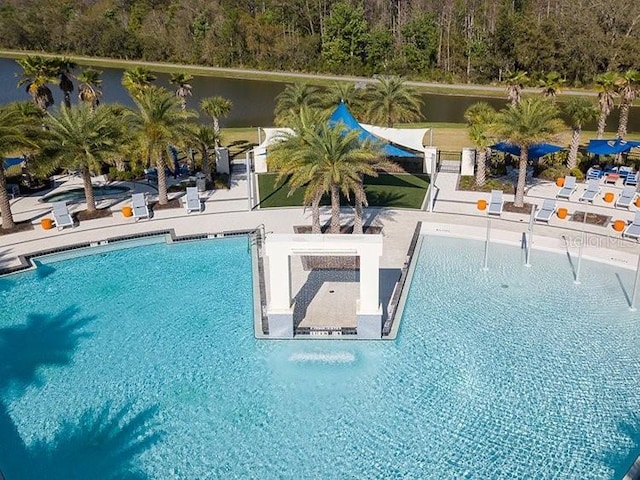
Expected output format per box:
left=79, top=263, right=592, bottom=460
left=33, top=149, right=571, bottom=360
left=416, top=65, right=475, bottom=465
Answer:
left=0, top=0, right=639, bottom=86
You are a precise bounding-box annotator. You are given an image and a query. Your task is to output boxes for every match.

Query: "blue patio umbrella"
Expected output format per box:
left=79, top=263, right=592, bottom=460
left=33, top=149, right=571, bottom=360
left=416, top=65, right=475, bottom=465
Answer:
left=491, top=142, right=563, bottom=159
left=586, top=139, right=640, bottom=155
left=3, top=157, right=24, bottom=169
left=328, top=102, right=420, bottom=158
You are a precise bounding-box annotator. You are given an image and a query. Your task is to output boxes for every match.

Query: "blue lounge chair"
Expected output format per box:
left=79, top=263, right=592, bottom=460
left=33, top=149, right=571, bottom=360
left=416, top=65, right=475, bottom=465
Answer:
left=184, top=187, right=202, bottom=213
left=579, top=179, right=600, bottom=203
left=556, top=176, right=576, bottom=199
left=487, top=190, right=503, bottom=216
left=626, top=172, right=639, bottom=187
left=131, top=193, right=150, bottom=221
left=616, top=186, right=637, bottom=209
left=51, top=201, right=74, bottom=230
left=534, top=199, right=557, bottom=223
left=623, top=212, right=640, bottom=239
left=586, top=167, right=603, bottom=180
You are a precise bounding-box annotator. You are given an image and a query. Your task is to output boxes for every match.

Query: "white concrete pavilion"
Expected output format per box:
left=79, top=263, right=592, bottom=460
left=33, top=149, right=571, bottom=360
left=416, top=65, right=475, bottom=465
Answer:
left=264, top=233, right=383, bottom=339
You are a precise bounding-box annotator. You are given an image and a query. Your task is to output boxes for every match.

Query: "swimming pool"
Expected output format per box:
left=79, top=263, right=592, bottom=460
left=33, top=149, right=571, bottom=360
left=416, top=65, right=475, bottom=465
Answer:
left=40, top=185, right=131, bottom=203
left=0, top=234, right=638, bottom=478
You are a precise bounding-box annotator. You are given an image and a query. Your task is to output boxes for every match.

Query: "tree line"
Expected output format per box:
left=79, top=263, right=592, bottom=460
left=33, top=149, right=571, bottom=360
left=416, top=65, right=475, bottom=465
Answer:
left=1, top=0, right=639, bottom=86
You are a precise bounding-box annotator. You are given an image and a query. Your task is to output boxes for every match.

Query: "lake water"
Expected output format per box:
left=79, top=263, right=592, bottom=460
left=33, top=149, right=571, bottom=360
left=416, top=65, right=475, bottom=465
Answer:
left=0, top=57, right=636, bottom=132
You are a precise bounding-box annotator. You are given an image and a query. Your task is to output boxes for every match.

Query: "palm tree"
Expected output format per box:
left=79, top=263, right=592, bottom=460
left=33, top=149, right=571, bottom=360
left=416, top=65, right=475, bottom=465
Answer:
left=321, top=82, right=364, bottom=115
left=563, top=98, right=598, bottom=169
left=267, top=108, right=328, bottom=233
left=594, top=71, right=618, bottom=139
left=39, top=104, right=121, bottom=213
left=0, top=105, right=37, bottom=229
left=464, top=102, right=496, bottom=187
left=122, top=67, right=157, bottom=98
left=77, top=68, right=103, bottom=111
left=273, top=83, right=322, bottom=126
left=125, top=87, right=197, bottom=205
left=269, top=111, right=387, bottom=234
left=538, top=71, right=565, bottom=102
left=16, top=56, right=57, bottom=112
left=187, top=124, right=219, bottom=183
left=492, top=97, right=565, bottom=207
left=200, top=96, right=232, bottom=148
left=51, top=57, right=76, bottom=109
left=364, top=75, right=422, bottom=127
left=504, top=70, right=529, bottom=106
left=169, top=72, right=193, bottom=110
left=615, top=69, right=640, bottom=139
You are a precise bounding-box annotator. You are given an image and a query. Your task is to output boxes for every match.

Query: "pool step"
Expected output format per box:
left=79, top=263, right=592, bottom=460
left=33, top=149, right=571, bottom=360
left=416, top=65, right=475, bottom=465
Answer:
left=624, top=455, right=640, bottom=480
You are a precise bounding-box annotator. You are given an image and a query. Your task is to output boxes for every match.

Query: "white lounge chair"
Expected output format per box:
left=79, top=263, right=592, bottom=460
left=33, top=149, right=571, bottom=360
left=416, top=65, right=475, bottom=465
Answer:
left=616, top=186, right=637, bottom=209
left=131, top=193, right=150, bottom=221
left=623, top=212, right=640, bottom=239
left=556, top=176, right=577, bottom=199
left=487, top=190, right=503, bottom=216
left=51, top=201, right=74, bottom=230
left=183, top=187, right=202, bottom=213
left=534, top=199, right=557, bottom=223
left=579, top=179, right=600, bottom=203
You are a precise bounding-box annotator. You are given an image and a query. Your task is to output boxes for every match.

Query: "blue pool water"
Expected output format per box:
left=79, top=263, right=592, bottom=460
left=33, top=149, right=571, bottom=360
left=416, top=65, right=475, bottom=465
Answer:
left=41, top=185, right=131, bottom=203
left=1, top=235, right=639, bottom=479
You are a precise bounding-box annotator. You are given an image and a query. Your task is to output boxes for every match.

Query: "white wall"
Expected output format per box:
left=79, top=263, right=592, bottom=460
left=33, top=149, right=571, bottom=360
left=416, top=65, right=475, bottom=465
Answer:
left=461, top=148, right=476, bottom=176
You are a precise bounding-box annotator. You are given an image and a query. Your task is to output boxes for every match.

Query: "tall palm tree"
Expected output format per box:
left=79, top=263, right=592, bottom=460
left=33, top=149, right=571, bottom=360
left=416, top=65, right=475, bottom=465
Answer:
left=563, top=98, right=598, bottom=169
left=39, top=104, right=122, bottom=213
left=169, top=72, right=193, bottom=110
left=187, top=124, right=219, bottom=183
left=615, top=69, right=640, bottom=139
left=538, top=71, right=565, bottom=102
left=200, top=96, right=232, bottom=148
left=269, top=112, right=386, bottom=234
left=464, top=102, right=496, bottom=187
left=125, top=87, right=197, bottom=205
left=364, top=75, right=422, bottom=127
left=77, top=68, right=103, bottom=111
left=273, top=83, right=322, bottom=126
left=504, top=70, right=529, bottom=106
left=16, top=56, right=57, bottom=112
left=594, top=71, right=618, bottom=139
left=51, top=57, right=76, bottom=109
left=0, top=104, right=37, bottom=229
left=492, top=97, right=565, bottom=207
left=122, top=67, right=157, bottom=98
left=267, top=107, right=329, bottom=233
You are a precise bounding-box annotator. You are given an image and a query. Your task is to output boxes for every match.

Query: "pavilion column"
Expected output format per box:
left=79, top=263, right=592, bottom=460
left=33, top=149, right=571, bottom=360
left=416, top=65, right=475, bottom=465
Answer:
left=356, top=244, right=383, bottom=339
left=266, top=249, right=294, bottom=338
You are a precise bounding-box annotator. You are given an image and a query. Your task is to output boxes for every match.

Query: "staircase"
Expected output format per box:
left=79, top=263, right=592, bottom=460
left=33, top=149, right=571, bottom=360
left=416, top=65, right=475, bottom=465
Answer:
left=439, top=160, right=461, bottom=173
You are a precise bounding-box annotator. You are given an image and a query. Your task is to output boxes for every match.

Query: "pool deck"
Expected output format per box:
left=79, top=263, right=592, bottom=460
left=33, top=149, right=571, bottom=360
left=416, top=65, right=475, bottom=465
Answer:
left=3, top=169, right=640, bottom=326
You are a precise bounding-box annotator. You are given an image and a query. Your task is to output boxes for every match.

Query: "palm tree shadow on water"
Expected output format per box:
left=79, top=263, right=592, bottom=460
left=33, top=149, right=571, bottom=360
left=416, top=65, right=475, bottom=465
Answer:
left=0, top=307, right=163, bottom=479
left=601, top=413, right=640, bottom=478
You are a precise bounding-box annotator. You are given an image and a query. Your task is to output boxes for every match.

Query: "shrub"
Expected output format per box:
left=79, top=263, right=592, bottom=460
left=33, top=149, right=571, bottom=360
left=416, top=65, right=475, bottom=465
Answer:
left=458, top=175, right=515, bottom=193
left=570, top=167, right=584, bottom=181
left=538, top=166, right=568, bottom=181
left=107, top=166, right=146, bottom=182
left=538, top=165, right=583, bottom=181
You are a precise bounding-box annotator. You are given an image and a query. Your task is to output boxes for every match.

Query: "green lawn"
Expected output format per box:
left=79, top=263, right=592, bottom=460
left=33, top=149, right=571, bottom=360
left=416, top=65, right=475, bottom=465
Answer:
left=257, top=173, right=429, bottom=209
